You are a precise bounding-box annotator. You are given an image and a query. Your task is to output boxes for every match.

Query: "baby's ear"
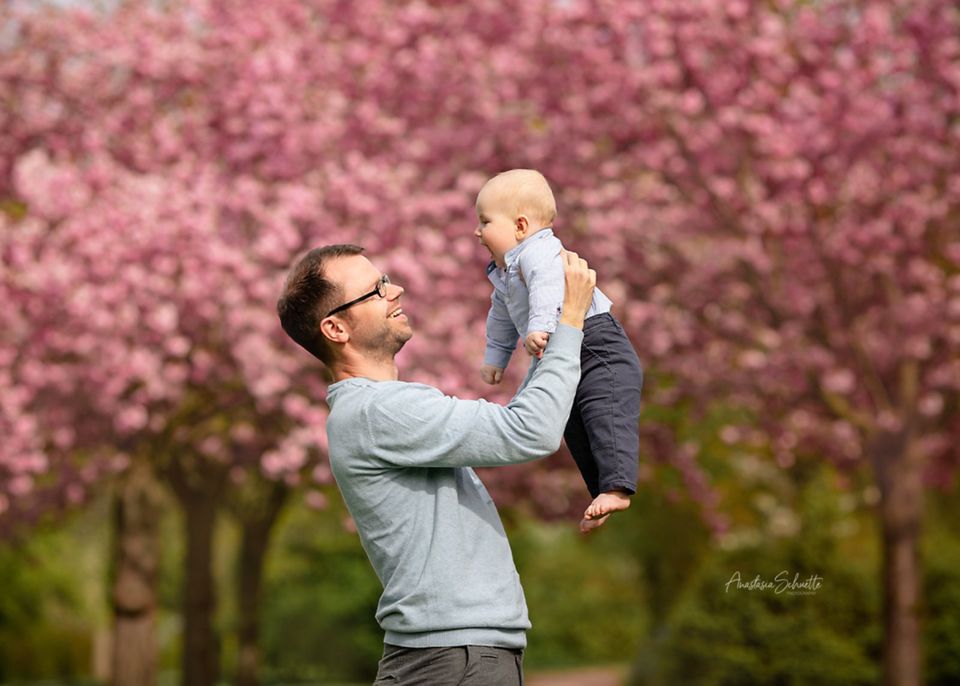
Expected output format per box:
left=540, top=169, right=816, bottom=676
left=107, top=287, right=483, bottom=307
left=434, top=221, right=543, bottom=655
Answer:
left=515, top=214, right=530, bottom=238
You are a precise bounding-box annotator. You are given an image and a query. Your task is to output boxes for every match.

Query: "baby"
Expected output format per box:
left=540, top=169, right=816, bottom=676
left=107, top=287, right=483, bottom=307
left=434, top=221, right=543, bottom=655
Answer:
left=475, top=169, right=644, bottom=532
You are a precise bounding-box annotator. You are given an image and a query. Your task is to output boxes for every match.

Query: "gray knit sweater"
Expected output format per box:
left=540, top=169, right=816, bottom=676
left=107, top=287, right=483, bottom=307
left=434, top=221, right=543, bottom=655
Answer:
left=325, top=324, right=583, bottom=649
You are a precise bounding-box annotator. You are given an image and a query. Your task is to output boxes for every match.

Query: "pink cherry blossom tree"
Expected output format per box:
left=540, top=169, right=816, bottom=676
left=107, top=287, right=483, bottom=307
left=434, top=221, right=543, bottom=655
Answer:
left=0, top=6, right=337, bottom=683
left=534, top=2, right=958, bottom=684
left=0, top=150, right=332, bottom=685
left=2, top=2, right=957, bottom=686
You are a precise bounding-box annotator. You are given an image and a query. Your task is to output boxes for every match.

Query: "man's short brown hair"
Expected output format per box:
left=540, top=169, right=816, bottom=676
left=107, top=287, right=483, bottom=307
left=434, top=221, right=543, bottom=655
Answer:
left=277, top=244, right=364, bottom=366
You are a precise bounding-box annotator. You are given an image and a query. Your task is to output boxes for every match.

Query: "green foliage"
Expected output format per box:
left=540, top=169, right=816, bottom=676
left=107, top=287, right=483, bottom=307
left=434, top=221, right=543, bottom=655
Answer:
left=923, top=495, right=960, bottom=686
left=631, top=547, right=880, bottom=686
left=604, top=483, right=714, bottom=626
left=629, top=466, right=883, bottom=686
left=3, top=469, right=959, bottom=686
left=0, top=521, right=102, bottom=681
left=510, top=517, right=648, bottom=670
left=259, top=492, right=383, bottom=684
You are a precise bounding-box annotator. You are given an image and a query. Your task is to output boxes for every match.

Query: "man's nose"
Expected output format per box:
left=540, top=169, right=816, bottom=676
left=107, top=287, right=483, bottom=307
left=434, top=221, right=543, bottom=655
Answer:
left=387, top=282, right=404, bottom=298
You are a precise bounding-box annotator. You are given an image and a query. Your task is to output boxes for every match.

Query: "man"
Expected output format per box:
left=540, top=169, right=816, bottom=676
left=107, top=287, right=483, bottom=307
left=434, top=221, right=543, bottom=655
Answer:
left=277, top=244, right=596, bottom=685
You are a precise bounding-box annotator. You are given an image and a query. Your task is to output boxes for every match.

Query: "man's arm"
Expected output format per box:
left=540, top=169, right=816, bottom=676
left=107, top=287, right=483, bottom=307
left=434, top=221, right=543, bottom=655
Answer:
left=368, top=252, right=596, bottom=469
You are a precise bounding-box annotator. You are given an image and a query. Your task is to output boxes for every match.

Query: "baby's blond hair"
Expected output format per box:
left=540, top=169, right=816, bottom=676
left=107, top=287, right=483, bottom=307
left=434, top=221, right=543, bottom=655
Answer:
left=480, top=169, right=557, bottom=227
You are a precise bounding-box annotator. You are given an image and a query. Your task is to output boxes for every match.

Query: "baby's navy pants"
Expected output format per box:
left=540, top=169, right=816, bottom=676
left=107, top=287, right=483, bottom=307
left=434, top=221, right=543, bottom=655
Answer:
left=564, top=312, right=643, bottom=498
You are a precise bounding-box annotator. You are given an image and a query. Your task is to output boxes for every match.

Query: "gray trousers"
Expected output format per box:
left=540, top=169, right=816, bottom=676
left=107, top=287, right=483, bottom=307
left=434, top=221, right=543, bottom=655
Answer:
left=372, top=644, right=524, bottom=685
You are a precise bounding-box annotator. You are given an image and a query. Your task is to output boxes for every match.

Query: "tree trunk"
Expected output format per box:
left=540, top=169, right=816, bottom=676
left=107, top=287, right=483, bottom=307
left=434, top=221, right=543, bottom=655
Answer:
left=180, top=488, right=221, bottom=686
left=235, top=482, right=288, bottom=686
left=111, top=460, right=163, bottom=686
left=162, top=448, right=229, bottom=686
left=870, top=429, right=923, bottom=686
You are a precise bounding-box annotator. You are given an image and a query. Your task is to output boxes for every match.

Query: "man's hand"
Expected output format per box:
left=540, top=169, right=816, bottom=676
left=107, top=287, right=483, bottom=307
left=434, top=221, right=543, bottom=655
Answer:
left=480, top=364, right=505, bottom=385
left=558, top=250, right=597, bottom=330
left=524, top=331, right=550, bottom=359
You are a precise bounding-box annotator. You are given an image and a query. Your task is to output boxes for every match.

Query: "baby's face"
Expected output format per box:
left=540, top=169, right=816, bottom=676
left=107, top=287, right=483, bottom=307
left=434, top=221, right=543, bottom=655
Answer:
left=474, top=189, right=521, bottom=269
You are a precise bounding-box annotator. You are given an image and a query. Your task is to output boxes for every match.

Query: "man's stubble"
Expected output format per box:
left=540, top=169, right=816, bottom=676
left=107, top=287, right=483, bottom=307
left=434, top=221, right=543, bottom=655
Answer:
left=352, top=316, right=413, bottom=363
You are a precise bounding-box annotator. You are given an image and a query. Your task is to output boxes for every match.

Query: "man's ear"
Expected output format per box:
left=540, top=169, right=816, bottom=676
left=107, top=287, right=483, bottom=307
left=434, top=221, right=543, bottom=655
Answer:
left=320, top=316, right=350, bottom=345
left=515, top=214, right=530, bottom=239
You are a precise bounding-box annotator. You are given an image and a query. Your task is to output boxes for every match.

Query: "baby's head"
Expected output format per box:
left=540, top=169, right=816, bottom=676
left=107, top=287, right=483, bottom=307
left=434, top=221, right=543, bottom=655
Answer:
left=475, top=169, right=557, bottom=268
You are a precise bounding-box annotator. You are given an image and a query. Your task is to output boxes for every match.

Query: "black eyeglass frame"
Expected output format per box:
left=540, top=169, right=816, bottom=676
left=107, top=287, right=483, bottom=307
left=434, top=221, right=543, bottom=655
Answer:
left=325, top=275, right=391, bottom=318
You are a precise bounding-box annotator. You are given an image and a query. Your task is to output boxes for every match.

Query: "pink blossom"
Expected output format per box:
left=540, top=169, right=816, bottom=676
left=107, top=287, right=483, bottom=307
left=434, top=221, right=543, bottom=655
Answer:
left=0, top=0, right=956, bottom=540
left=304, top=490, right=327, bottom=510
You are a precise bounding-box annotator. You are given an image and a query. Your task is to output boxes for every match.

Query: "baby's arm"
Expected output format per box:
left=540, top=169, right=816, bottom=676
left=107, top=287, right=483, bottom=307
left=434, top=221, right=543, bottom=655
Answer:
left=482, top=289, right=518, bottom=384
left=520, top=238, right=566, bottom=358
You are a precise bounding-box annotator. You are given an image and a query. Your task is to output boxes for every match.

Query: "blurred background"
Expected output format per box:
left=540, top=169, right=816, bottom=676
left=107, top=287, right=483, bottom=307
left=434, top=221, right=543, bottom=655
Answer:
left=1, top=0, right=958, bottom=684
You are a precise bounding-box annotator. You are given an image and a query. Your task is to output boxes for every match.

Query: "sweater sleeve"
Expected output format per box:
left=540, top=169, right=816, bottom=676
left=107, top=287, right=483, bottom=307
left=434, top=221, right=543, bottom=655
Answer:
left=483, top=289, right=519, bottom=369
left=518, top=236, right=564, bottom=335
left=365, top=325, right=583, bottom=468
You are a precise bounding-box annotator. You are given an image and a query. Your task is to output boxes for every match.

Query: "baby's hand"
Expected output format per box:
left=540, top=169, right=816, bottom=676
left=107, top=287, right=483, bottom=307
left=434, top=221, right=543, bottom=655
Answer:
left=524, top=331, right=550, bottom=359
left=480, top=364, right=504, bottom=385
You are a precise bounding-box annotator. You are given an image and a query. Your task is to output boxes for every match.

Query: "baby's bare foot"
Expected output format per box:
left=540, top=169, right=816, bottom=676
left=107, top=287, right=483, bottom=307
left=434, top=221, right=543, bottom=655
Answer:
left=579, top=514, right=609, bottom=533
left=579, top=491, right=632, bottom=534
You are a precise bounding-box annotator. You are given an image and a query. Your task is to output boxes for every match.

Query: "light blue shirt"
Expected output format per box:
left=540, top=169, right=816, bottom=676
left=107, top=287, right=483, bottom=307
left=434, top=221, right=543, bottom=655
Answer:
left=325, top=325, right=584, bottom=649
left=484, top=228, right=612, bottom=369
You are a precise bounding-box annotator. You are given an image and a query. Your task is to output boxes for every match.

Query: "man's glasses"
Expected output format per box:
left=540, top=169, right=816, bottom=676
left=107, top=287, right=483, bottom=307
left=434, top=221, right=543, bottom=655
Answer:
left=325, top=275, right=391, bottom=318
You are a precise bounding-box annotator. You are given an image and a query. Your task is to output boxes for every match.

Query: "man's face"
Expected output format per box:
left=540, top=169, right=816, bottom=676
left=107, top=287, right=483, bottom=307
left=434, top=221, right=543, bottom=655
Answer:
left=475, top=186, right=521, bottom=269
left=324, top=255, right=412, bottom=358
